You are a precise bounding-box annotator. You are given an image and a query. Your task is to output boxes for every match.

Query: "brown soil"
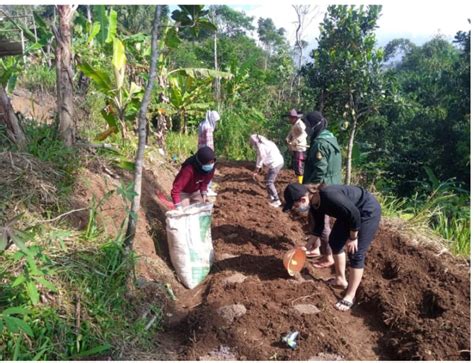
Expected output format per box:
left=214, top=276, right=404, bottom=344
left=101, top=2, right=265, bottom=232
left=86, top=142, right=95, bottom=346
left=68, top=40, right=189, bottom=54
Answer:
left=155, top=161, right=470, bottom=361
left=11, top=88, right=56, bottom=123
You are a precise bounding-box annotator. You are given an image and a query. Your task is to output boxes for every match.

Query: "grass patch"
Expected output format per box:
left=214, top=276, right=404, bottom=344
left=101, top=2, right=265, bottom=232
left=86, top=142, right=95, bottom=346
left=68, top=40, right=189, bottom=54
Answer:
left=165, top=131, right=197, bottom=163
left=19, top=64, right=56, bottom=94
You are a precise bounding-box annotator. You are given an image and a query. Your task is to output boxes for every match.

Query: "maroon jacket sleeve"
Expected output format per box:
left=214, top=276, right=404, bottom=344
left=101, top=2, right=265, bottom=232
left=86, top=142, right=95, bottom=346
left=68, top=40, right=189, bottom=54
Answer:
left=171, top=165, right=193, bottom=204
left=200, top=168, right=215, bottom=195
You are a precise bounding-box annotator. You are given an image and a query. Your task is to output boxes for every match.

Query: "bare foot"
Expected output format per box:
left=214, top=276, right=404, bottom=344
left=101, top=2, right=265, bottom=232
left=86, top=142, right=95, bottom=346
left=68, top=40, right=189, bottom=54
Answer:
left=325, top=277, right=348, bottom=290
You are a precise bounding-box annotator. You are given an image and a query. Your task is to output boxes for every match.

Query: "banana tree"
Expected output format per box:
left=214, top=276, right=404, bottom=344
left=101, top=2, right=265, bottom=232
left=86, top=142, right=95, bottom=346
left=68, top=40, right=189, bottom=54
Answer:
left=160, top=67, right=232, bottom=133
left=77, top=36, right=142, bottom=142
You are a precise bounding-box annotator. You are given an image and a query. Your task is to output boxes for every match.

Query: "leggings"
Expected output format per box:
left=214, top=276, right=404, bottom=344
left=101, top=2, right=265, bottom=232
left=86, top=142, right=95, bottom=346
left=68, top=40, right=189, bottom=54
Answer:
left=328, top=196, right=381, bottom=268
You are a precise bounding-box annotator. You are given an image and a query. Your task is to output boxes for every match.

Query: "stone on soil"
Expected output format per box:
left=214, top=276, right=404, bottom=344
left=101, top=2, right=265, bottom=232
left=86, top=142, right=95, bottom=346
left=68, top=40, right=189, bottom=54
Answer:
left=293, top=304, right=321, bottom=315
left=217, top=304, right=247, bottom=324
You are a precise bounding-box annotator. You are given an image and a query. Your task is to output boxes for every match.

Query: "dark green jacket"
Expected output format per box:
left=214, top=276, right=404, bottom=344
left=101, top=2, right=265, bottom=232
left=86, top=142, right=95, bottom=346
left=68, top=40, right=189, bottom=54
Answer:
left=303, top=129, right=342, bottom=185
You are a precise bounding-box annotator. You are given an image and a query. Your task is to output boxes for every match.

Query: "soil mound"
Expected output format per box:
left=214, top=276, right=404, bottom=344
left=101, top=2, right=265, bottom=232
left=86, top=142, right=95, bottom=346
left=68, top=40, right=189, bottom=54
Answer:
left=171, top=161, right=470, bottom=360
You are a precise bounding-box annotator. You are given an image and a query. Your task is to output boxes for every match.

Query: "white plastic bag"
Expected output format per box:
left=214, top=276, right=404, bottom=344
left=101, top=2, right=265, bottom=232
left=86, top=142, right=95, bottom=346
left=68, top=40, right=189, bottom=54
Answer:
left=165, top=202, right=214, bottom=289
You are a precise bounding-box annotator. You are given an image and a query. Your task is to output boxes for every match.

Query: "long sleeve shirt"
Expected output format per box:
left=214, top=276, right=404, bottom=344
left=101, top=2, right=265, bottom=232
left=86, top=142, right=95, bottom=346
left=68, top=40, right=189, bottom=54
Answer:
left=255, top=140, right=284, bottom=169
left=198, top=127, right=214, bottom=150
left=171, top=164, right=214, bottom=204
left=309, top=185, right=375, bottom=236
left=286, top=119, right=308, bottom=152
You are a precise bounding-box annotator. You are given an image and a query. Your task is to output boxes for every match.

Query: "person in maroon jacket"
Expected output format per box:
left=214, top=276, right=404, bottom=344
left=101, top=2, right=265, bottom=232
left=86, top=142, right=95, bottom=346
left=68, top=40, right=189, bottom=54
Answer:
left=171, top=146, right=216, bottom=209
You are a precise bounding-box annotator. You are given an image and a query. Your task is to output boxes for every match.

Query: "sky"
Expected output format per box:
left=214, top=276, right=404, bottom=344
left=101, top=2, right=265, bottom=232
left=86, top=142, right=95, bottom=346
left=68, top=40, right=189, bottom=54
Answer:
left=227, top=1, right=472, bottom=60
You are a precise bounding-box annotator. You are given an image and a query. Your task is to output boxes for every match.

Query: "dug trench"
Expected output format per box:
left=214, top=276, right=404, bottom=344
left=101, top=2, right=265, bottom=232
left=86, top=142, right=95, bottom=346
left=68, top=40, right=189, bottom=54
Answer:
left=141, top=161, right=470, bottom=361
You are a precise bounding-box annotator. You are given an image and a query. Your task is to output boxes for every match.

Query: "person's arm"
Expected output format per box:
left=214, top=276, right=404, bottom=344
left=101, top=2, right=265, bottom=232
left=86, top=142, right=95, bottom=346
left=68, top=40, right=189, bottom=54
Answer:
left=308, top=207, right=326, bottom=236
left=200, top=168, right=215, bottom=196
left=255, top=144, right=264, bottom=171
left=170, top=166, right=193, bottom=205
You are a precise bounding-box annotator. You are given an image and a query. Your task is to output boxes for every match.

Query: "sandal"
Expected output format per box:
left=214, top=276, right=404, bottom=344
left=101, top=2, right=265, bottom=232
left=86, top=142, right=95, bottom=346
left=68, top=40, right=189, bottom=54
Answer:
left=325, top=278, right=348, bottom=290
left=335, top=299, right=353, bottom=311
left=312, top=259, right=335, bottom=269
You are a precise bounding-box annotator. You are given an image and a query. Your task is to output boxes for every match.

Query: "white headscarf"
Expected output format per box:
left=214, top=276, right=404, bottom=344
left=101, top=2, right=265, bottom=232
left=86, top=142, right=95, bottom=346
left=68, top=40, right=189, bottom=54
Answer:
left=249, top=134, right=271, bottom=147
left=199, top=110, right=220, bottom=133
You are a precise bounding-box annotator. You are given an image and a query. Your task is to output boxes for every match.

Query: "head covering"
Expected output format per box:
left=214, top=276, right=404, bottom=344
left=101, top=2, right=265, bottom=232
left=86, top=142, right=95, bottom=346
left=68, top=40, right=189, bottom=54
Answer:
left=283, top=183, right=308, bottom=212
left=182, top=146, right=216, bottom=173
left=287, top=109, right=303, bottom=118
left=198, top=110, right=220, bottom=134
left=249, top=134, right=271, bottom=147
left=304, top=111, right=328, bottom=141
left=196, top=146, right=216, bottom=164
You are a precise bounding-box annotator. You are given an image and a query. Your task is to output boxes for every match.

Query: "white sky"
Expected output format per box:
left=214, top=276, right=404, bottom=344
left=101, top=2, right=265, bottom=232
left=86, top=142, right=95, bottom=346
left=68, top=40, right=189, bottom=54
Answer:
left=232, top=1, right=472, bottom=51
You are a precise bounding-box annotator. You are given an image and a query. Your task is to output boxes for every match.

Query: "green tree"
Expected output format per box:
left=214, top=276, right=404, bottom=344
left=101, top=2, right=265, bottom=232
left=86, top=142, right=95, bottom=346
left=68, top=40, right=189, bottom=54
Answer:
left=305, top=5, right=385, bottom=184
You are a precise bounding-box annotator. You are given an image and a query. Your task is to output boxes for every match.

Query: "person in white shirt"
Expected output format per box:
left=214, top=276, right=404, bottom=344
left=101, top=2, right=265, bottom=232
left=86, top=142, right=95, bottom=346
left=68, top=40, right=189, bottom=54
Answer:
left=285, top=109, right=308, bottom=184
left=249, top=134, right=285, bottom=208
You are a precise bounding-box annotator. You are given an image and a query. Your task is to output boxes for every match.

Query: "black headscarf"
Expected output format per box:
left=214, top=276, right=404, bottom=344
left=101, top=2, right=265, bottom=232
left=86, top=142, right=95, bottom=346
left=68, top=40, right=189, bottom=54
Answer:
left=304, top=111, right=328, bottom=143
left=182, top=146, right=216, bottom=174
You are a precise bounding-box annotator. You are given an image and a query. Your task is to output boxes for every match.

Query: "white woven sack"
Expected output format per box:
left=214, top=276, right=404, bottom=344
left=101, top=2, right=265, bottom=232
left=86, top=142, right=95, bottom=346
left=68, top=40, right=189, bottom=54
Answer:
left=165, top=202, right=214, bottom=289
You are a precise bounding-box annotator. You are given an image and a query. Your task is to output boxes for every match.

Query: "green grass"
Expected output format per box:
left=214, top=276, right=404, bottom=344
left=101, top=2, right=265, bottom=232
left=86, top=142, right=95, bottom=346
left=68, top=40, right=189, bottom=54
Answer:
left=0, top=227, right=162, bottom=360
left=377, top=188, right=470, bottom=256
left=165, top=131, right=197, bottom=163
left=19, top=64, right=56, bottom=94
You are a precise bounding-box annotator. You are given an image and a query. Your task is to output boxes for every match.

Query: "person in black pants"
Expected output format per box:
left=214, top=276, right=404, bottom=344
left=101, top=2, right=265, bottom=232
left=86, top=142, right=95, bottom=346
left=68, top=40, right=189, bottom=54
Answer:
left=283, top=183, right=381, bottom=311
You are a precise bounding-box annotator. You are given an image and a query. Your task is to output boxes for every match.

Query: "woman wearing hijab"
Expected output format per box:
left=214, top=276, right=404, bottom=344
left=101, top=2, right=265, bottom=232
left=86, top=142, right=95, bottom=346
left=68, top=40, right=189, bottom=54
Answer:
left=249, top=134, right=285, bottom=208
left=283, top=182, right=381, bottom=311
left=198, top=110, right=220, bottom=150
left=197, top=110, right=220, bottom=197
left=171, top=146, right=216, bottom=209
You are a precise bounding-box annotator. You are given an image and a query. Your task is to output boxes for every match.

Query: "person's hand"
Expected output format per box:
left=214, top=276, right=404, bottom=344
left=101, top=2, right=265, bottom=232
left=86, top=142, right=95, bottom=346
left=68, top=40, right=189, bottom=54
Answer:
left=345, top=238, right=358, bottom=254
left=304, top=235, right=321, bottom=252
left=252, top=172, right=258, bottom=181
left=202, top=194, right=209, bottom=203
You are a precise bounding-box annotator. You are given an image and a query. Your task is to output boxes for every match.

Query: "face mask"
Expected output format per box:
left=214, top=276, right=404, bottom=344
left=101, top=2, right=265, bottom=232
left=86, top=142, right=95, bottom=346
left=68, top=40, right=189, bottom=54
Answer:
left=202, top=163, right=214, bottom=172
left=296, top=203, right=310, bottom=213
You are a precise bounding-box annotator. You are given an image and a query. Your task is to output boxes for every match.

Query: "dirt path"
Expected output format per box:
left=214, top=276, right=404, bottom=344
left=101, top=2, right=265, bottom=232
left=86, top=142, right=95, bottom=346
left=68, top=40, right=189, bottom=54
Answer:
left=151, top=161, right=470, bottom=360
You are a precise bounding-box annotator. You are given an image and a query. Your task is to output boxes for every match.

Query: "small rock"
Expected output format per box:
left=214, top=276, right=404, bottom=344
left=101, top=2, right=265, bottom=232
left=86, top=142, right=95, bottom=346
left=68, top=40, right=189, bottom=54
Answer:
left=293, top=304, right=321, bottom=315
left=309, top=352, right=344, bottom=361
left=218, top=253, right=238, bottom=261
left=228, top=233, right=239, bottom=239
left=223, top=273, right=247, bottom=285
left=199, top=345, right=237, bottom=361
left=217, top=304, right=247, bottom=324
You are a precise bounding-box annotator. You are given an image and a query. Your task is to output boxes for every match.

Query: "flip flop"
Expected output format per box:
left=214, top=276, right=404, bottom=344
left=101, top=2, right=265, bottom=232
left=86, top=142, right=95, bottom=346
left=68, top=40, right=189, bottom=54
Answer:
left=335, top=299, right=353, bottom=311
left=305, top=251, right=321, bottom=258
left=312, top=260, right=335, bottom=268
left=325, top=278, right=348, bottom=290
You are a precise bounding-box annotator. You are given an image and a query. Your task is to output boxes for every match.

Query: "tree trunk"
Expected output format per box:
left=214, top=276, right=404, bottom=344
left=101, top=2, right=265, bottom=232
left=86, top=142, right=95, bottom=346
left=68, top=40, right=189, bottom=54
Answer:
left=318, top=90, right=325, bottom=112
left=345, top=112, right=357, bottom=185
left=124, top=5, right=162, bottom=252
left=213, top=31, right=221, bottom=109
left=54, top=5, right=77, bottom=147
left=0, top=84, right=27, bottom=148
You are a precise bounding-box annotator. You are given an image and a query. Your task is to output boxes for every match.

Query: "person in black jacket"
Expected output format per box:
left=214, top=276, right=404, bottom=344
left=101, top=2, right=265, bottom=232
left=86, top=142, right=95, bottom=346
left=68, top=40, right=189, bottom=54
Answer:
left=283, top=183, right=381, bottom=311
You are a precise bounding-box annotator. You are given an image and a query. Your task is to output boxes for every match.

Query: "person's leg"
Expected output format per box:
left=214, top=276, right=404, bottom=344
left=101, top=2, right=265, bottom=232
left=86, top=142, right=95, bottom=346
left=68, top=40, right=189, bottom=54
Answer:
left=295, top=151, right=304, bottom=184
left=313, top=215, right=335, bottom=268
left=189, top=190, right=204, bottom=205
left=179, top=192, right=192, bottom=207
left=336, top=201, right=381, bottom=311
left=265, top=165, right=282, bottom=203
left=332, top=251, right=348, bottom=287
left=324, top=221, right=348, bottom=287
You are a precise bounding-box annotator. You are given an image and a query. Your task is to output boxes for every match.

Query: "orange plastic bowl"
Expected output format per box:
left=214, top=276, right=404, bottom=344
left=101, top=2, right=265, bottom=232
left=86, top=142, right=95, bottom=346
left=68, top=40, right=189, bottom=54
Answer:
left=283, top=248, right=306, bottom=276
